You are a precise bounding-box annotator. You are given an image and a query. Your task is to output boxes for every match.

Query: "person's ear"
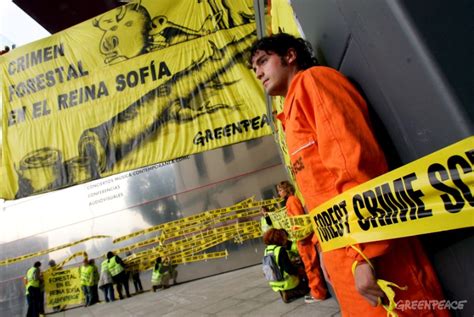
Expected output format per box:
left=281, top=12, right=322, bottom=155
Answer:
left=285, top=48, right=297, bottom=65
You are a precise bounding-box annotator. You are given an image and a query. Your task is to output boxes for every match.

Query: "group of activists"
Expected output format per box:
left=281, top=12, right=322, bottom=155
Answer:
left=252, top=33, right=450, bottom=316
left=82, top=251, right=147, bottom=304
left=24, top=249, right=182, bottom=316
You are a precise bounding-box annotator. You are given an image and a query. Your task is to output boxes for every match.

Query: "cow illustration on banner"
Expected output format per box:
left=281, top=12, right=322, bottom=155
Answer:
left=0, top=0, right=269, bottom=200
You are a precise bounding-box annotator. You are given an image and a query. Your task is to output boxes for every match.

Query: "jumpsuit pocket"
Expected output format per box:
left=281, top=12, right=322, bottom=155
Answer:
left=289, top=137, right=334, bottom=197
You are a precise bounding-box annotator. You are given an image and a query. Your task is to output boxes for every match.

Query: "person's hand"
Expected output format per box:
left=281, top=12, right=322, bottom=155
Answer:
left=353, top=262, right=385, bottom=306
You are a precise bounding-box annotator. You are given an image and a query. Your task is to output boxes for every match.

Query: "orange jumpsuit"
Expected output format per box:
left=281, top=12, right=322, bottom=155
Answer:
left=278, top=67, right=449, bottom=316
left=286, top=195, right=327, bottom=299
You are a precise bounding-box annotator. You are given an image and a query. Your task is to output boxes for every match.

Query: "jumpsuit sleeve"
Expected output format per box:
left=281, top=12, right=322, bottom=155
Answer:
left=298, top=71, right=391, bottom=261
left=286, top=195, right=305, bottom=216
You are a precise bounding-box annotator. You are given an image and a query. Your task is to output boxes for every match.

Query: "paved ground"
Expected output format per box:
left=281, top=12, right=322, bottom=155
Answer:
left=49, top=265, right=340, bottom=317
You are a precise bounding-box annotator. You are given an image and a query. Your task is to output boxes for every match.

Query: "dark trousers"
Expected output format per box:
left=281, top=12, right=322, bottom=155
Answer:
left=91, top=285, right=99, bottom=304
left=113, top=271, right=130, bottom=299
left=131, top=273, right=143, bottom=293
left=26, top=286, right=41, bottom=317
left=39, top=291, right=44, bottom=314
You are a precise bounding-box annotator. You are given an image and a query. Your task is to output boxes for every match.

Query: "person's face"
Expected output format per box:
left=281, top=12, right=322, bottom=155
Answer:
left=251, top=50, right=291, bottom=96
left=277, top=185, right=288, bottom=198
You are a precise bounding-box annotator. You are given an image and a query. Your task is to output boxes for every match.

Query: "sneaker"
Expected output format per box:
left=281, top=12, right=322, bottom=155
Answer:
left=304, top=295, right=323, bottom=304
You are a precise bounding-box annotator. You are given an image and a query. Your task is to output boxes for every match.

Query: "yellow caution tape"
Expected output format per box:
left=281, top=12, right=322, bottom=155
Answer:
left=55, top=251, right=89, bottom=269
left=0, top=235, right=109, bottom=266
left=310, top=137, right=474, bottom=252
left=112, top=197, right=279, bottom=243
left=163, top=250, right=229, bottom=267
left=3, top=198, right=269, bottom=270
left=123, top=220, right=260, bottom=271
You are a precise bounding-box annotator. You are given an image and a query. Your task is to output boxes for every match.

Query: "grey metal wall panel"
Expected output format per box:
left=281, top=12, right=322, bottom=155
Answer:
left=293, top=0, right=473, bottom=163
left=291, top=0, right=350, bottom=68
left=399, top=0, right=474, bottom=120
left=340, top=0, right=471, bottom=159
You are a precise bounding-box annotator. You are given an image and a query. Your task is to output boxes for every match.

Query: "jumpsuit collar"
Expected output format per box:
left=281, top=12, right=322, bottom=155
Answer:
left=276, top=70, right=305, bottom=130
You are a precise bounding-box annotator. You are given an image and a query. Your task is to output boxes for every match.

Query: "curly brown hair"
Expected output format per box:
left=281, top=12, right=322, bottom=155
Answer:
left=263, top=228, right=288, bottom=246
left=249, top=33, right=319, bottom=70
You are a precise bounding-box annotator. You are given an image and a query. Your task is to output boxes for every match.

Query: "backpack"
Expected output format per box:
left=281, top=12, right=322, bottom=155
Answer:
left=262, top=247, right=283, bottom=282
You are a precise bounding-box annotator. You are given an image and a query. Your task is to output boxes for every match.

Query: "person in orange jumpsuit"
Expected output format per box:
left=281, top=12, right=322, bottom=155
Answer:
left=277, top=180, right=328, bottom=303
left=250, top=33, right=449, bottom=316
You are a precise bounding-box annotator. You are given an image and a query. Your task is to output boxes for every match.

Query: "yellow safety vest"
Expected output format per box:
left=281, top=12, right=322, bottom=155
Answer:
left=101, top=260, right=109, bottom=273
left=25, top=267, right=40, bottom=295
left=264, top=245, right=299, bottom=292
left=108, top=256, right=124, bottom=277
left=151, top=264, right=169, bottom=284
left=80, top=264, right=94, bottom=286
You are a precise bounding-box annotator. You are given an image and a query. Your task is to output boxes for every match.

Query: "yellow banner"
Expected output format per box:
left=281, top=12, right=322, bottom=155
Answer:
left=310, top=137, right=474, bottom=251
left=0, top=0, right=269, bottom=200
left=268, top=208, right=290, bottom=229
left=270, top=0, right=303, bottom=37
left=44, top=267, right=83, bottom=307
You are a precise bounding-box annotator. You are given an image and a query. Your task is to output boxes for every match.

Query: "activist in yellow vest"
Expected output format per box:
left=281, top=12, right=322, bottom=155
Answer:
left=80, top=263, right=94, bottom=287
left=263, top=228, right=309, bottom=303
left=151, top=257, right=178, bottom=292
left=151, top=257, right=169, bottom=289
left=106, top=251, right=131, bottom=299
left=25, top=266, right=40, bottom=295
left=25, top=261, right=43, bottom=317
left=264, top=245, right=299, bottom=292
left=108, top=256, right=124, bottom=277
left=151, top=263, right=165, bottom=285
